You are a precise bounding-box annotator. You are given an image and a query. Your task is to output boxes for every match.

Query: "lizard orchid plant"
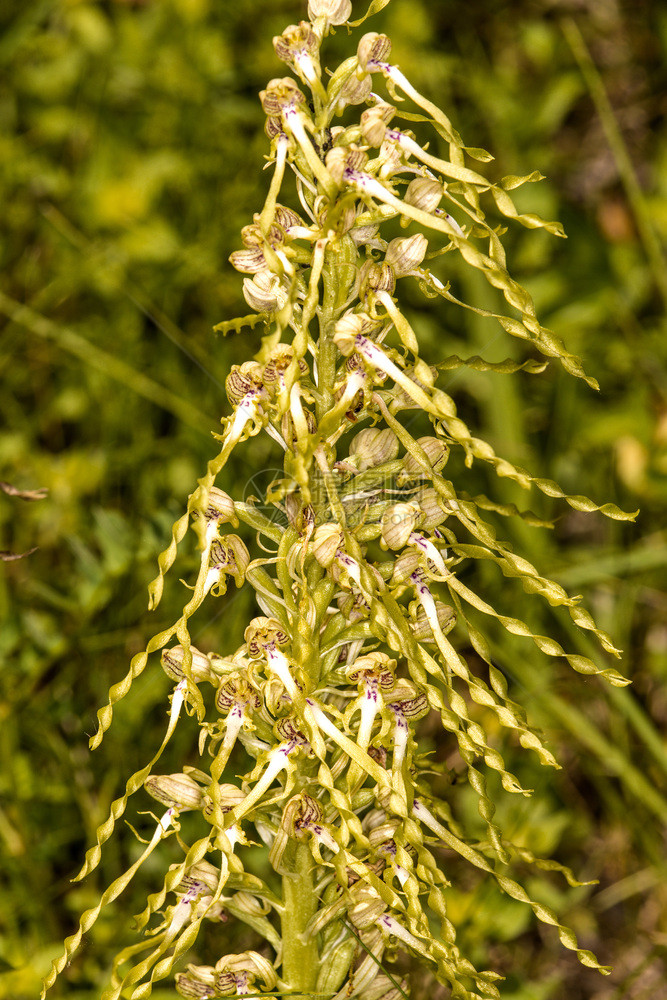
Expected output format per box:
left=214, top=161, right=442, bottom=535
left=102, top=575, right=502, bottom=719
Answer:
left=43, top=1, right=633, bottom=998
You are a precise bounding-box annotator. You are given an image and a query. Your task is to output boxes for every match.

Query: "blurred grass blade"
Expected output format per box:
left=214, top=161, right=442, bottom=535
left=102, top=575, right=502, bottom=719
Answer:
left=562, top=17, right=667, bottom=310
left=0, top=291, right=214, bottom=435
left=554, top=535, right=667, bottom=588
left=495, top=640, right=667, bottom=825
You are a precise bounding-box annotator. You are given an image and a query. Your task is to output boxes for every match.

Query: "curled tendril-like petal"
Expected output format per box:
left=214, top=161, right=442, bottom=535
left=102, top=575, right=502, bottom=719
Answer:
left=41, top=810, right=177, bottom=999
left=411, top=799, right=612, bottom=975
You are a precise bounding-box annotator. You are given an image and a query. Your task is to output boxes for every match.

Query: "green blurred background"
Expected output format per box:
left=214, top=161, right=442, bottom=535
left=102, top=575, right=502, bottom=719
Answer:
left=1, top=0, right=666, bottom=997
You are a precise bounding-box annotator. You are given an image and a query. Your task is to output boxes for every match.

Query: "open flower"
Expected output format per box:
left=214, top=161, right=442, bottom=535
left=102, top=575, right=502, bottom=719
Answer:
left=356, top=33, right=392, bottom=74
left=345, top=652, right=396, bottom=754
left=385, top=686, right=429, bottom=771
left=273, top=22, right=324, bottom=99
left=204, top=535, right=250, bottom=595
left=208, top=673, right=262, bottom=783
left=214, top=952, right=278, bottom=996
left=244, top=618, right=300, bottom=700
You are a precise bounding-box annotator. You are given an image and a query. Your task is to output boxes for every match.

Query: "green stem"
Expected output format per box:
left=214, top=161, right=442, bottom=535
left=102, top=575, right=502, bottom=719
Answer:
left=316, top=237, right=358, bottom=419
left=259, top=135, right=289, bottom=235
left=311, top=239, right=358, bottom=525
left=315, top=445, right=347, bottom=528
left=491, top=636, right=667, bottom=825
left=316, top=245, right=342, bottom=424
left=281, top=843, right=319, bottom=998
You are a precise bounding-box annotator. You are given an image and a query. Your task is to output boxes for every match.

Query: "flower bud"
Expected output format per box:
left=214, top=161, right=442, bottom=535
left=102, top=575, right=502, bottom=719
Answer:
left=349, top=222, right=383, bottom=249
left=175, top=973, right=216, bottom=998
left=243, top=271, right=287, bottom=313
left=415, top=487, right=448, bottom=529
left=202, top=783, right=246, bottom=823
left=145, top=773, right=203, bottom=811
left=336, top=71, right=372, bottom=111
left=357, top=32, right=391, bottom=73
left=349, top=427, right=399, bottom=470
left=308, top=0, right=351, bottom=25
left=387, top=690, right=430, bottom=720
left=409, top=600, right=456, bottom=641
left=391, top=550, right=422, bottom=585
left=401, top=437, right=449, bottom=478
left=385, top=233, right=428, bottom=276
left=365, top=977, right=408, bottom=1000
left=360, top=102, right=395, bottom=146
left=161, top=645, right=216, bottom=685
left=405, top=176, right=443, bottom=213
left=245, top=616, right=290, bottom=656
left=225, top=362, right=264, bottom=406
left=348, top=887, right=385, bottom=928
left=259, top=77, right=306, bottom=116
left=381, top=501, right=420, bottom=550
left=359, top=260, right=396, bottom=300
left=232, top=891, right=271, bottom=917
left=312, top=523, right=344, bottom=567
left=241, top=221, right=282, bottom=248
left=366, top=815, right=400, bottom=845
